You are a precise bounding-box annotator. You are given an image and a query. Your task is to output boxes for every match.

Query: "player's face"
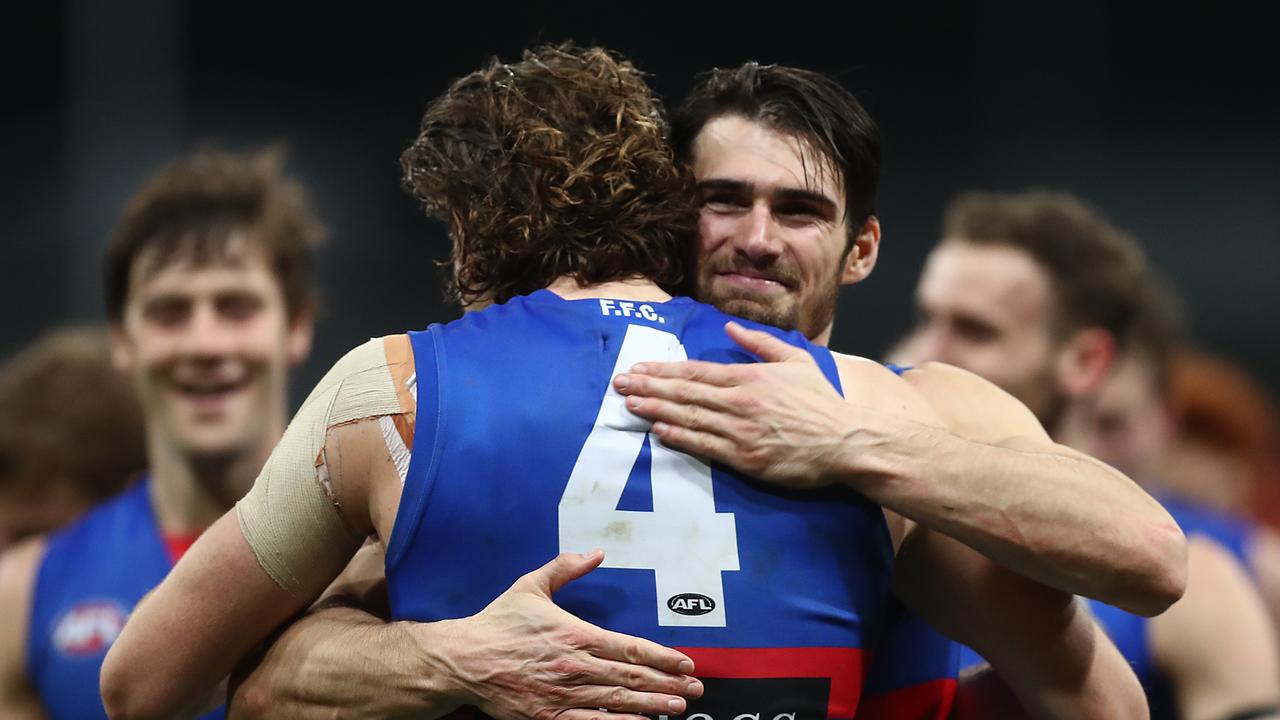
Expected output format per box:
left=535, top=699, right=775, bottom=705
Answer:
left=903, top=241, right=1065, bottom=425
left=690, top=116, right=861, bottom=344
left=110, top=238, right=311, bottom=464
left=1063, top=353, right=1170, bottom=482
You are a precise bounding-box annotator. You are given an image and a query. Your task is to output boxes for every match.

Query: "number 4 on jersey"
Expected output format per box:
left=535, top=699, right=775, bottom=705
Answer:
left=559, top=324, right=740, bottom=627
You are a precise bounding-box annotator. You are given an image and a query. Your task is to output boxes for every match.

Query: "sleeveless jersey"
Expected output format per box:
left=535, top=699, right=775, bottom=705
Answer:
left=855, top=364, right=959, bottom=720
left=26, top=479, right=224, bottom=720
left=386, top=290, right=896, bottom=719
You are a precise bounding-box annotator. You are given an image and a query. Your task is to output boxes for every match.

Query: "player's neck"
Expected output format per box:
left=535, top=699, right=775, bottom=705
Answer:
left=144, top=425, right=279, bottom=535
left=545, top=275, right=672, bottom=303
left=810, top=322, right=834, bottom=348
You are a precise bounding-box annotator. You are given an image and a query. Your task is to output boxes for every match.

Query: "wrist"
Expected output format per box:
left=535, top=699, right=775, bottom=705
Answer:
left=399, top=618, right=473, bottom=711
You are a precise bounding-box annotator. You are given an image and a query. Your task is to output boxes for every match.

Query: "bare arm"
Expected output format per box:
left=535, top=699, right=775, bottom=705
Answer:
left=0, top=538, right=48, bottom=720
left=1247, top=527, right=1280, bottom=646
left=1151, top=536, right=1280, bottom=720
left=227, top=549, right=703, bottom=720
left=616, top=321, right=1186, bottom=615
left=893, top=524, right=1148, bottom=720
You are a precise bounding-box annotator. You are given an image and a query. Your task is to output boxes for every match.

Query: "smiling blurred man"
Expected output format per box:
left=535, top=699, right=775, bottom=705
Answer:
left=0, top=148, right=322, bottom=720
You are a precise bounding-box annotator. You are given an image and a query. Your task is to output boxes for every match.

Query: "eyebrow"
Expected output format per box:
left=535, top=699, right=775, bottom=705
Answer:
left=697, top=178, right=839, bottom=215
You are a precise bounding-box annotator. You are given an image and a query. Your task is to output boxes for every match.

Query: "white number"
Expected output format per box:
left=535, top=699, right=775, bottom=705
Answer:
left=559, top=324, right=739, bottom=627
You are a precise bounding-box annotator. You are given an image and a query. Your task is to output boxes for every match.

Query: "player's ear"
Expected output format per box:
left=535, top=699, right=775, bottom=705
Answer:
left=1056, top=326, right=1116, bottom=399
left=841, top=216, right=880, bottom=286
left=108, top=321, right=136, bottom=374
left=286, top=305, right=315, bottom=367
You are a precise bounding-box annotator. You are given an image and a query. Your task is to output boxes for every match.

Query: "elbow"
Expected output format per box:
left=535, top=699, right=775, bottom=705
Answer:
left=1113, top=518, right=1188, bottom=617
left=100, top=648, right=176, bottom=720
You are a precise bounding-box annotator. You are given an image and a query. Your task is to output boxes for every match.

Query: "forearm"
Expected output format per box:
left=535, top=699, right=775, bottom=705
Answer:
left=230, top=604, right=460, bottom=720
left=850, top=423, right=1185, bottom=614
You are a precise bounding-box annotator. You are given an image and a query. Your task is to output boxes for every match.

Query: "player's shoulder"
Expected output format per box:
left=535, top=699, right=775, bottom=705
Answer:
left=0, top=535, right=47, bottom=618
left=310, top=336, right=415, bottom=399
left=890, top=361, right=1045, bottom=440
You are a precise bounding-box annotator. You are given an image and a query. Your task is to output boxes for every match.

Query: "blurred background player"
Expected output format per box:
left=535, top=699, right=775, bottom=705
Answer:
left=0, top=326, right=146, bottom=553
left=0, top=148, right=323, bottom=720
left=900, top=189, right=1280, bottom=720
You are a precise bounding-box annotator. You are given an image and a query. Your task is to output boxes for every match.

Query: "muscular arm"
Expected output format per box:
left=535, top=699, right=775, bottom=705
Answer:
left=0, top=538, right=48, bottom=720
left=886, top=360, right=1185, bottom=615
left=894, top=524, right=1147, bottom=720
left=1151, top=536, right=1280, bottom=720
left=228, top=548, right=703, bottom=720
left=617, top=321, right=1186, bottom=615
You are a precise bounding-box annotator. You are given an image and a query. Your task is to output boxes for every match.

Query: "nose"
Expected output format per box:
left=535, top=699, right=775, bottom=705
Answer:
left=734, top=201, right=783, bottom=263
left=177, top=302, right=238, bottom=361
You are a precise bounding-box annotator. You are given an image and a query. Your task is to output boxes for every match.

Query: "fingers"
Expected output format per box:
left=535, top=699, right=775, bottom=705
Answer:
left=622, top=359, right=743, bottom=386
left=580, top=625, right=697, bottom=676
left=649, top=422, right=741, bottom=467
left=560, top=682, right=696, bottom=717
left=724, top=321, right=812, bottom=363
left=519, top=551, right=604, bottom=596
left=623, top=395, right=752, bottom=443
left=614, top=374, right=742, bottom=416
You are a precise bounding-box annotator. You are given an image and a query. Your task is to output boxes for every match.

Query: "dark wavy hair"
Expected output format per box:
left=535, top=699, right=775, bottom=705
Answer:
left=672, top=62, right=881, bottom=250
left=401, top=44, right=699, bottom=306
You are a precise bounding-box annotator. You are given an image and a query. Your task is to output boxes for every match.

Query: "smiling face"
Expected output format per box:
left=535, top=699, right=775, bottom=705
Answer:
left=906, top=240, right=1067, bottom=424
left=110, top=237, right=311, bottom=465
left=690, top=115, right=874, bottom=344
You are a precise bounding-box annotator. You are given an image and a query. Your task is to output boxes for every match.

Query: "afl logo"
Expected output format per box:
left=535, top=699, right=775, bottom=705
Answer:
left=52, top=601, right=128, bottom=658
left=668, top=593, right=716, bottom=616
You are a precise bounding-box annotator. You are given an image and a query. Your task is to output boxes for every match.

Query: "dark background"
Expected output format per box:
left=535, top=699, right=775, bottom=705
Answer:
left=3, top=2, right=1277, bottom=403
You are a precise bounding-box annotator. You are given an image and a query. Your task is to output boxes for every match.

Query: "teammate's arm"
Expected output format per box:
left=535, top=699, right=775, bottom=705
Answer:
left=227, top=548, right=704, bottom=720
left=893, top=524, right=1148, bottom=720
left=101, top=343, right=389, bottom=719
left=0, top=538, right=49, bottom=720
left=615, top=321, right=1186, bottom=616
left=1151, top=536, right=1280, bottom=720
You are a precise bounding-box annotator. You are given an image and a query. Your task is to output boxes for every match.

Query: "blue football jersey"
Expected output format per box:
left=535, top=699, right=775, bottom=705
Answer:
left=26, top=479, right=224, bottom=720
left=857, top=365, right=959, bottom=720
left=386, top=290, right=896, bottom=718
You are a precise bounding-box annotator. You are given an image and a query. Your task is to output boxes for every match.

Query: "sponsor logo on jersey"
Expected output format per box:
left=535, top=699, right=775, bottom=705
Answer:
left=52, top=600, right=129, bottom=658
left=657, top=677, right=830, bottom=719
left=668, top=593, right=717, bottom=616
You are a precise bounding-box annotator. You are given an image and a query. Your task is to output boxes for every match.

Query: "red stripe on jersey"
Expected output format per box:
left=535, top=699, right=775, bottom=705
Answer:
left=676, top=646, right=866, bottom=717
left=854, top=678, right=957, bottom=720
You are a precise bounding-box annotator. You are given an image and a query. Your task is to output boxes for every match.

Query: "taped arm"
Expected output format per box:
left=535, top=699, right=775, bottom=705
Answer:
left=893, top=526, right=1147, bottom=720
left=885, top=361, right=1185, bottom=616
left=102, top=338, right=411, bottom=720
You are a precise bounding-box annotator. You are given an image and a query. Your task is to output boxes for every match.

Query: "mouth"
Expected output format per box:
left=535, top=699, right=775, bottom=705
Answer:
left=171, top=377, right=250, bottom=415
left=716, top=271, right=791, bottom=294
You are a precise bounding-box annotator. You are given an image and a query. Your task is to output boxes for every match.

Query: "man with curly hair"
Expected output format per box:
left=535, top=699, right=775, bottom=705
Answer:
left=105, top=46, right=1158, bottom=720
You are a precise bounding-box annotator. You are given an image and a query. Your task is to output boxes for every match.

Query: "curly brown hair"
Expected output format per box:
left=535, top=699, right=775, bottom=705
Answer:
left=401, top=44, right=698, bottom=306
left=104, top=147, right=325, bottom=322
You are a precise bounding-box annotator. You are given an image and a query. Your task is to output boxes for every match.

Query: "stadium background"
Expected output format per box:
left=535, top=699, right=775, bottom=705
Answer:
left=2, top=1, right=1276, bottom=404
